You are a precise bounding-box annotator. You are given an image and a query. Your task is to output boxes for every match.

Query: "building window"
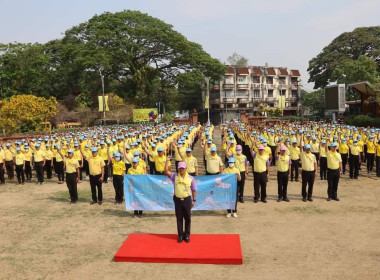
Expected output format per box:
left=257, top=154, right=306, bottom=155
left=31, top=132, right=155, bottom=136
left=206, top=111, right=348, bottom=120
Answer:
left=291, top=77, right=298, bottom=84
left=268, top=90, right=273, bottom=97
left=224, top=76, right=234, bottom=84
left=279, top=77, right=286, bottom=84
left=269, top=103, right=274, bottom=107
left=252, top=76, right=260, bottom=83
left=238, top=77, right=246, bottom=83
left=266, top=77, right=273, bottom=84
left=253, top=89, right=260, bottom=98
left=239, top=103, right=246, bottom=108
left=291, top=102, right=298, bottom=107
left=291, top=90, right=298, bottom=97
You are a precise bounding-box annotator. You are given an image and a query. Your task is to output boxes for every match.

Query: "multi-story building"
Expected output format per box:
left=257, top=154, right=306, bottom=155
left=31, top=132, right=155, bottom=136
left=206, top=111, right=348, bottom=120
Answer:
left=209, top=65, right=301, bottom=121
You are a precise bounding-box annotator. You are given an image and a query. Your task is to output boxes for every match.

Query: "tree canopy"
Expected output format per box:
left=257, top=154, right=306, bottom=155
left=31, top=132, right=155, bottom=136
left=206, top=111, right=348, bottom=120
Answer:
left=226, top=52, right=249, bottom=66
left=0, top=10, right=225, bottom=111
left=308, top=26, right=380, bottom=89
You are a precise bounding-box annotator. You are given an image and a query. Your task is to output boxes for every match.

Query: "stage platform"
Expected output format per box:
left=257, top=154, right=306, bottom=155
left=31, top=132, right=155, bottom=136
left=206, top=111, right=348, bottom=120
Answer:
left=114, top=233, right=243, bottom=265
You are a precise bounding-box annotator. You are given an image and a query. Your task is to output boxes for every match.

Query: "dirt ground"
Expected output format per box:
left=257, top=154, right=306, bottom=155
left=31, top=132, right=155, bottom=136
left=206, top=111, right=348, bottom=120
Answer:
left=1, top=129, right=380, bottom=280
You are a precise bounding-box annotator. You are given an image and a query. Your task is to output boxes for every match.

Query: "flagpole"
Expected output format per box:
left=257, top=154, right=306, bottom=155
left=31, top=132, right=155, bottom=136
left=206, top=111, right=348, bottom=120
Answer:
left=205, top=77, right=210, bottom=125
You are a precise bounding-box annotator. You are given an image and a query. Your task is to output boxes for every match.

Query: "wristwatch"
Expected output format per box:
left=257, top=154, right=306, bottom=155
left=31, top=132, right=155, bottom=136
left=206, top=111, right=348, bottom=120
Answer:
left=192, top=199, right=196, bottom=202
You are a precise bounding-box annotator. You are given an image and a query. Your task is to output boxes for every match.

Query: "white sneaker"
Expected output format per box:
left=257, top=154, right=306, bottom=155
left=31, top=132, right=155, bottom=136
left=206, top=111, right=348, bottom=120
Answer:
left=226, top=213, right=231, bottom=218
left=233, top=213, right=238, bottom=218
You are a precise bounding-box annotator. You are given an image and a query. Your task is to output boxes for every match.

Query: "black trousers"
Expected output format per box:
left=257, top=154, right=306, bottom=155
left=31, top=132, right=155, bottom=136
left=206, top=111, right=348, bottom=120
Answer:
left=301, top=170, right=315, bottom=198
left=5, top=160, right=14, bottom=180
left=156, top=171, right=164, bottom=175
left=78, top=160, right=83, bottom=180
left=228, top=178, right=239, bottom=213
left=269, top=145, right=276, bottom=166
left=277, top=171, right=289, bottom=199
left=327, top=168, right=340, bottom=199
left=55, top=161, right=64, bottom=181
left=35, top=162, right=44, bottom=183
left=237, top=172, right=246, bottom=200
left=363, top=145, right=367, bottom=162
left=148, top=159, right=155, bottom=174
left=83, top=159, right=89, bottom=176
left=0, top=163, right=5, bottom=183
left=15, top=164, right=25, bottom=183
left=45, top=160, right=52, bottom=179
left=90, top=174, right=103, bottom=202
left=312, top=152, right=320, bottom=165
left=125, top=163, right=132, bottom=174
left=320, top=157, right=327, bottom=179
left=341, top=154, right=348, bottom=174
left=174, top=196, right=192, bottom=237
left=205, top=171, right=219, bottom=175
left=376, top=156, right=380, bottom=177
left=104, top=160, right=109, bottom=183
left=349, top=155, right=359, bottom=178
left=291, top=159, right=299, bottom=180
left=25, top=161, right=32, bottom=180
left=367, top=153, right=375, bottom=173
left=113, top=175, right=124, bottom=203
left=253, top=171, right=267, bottom=201
left=66, top=172, right=78, bottom=202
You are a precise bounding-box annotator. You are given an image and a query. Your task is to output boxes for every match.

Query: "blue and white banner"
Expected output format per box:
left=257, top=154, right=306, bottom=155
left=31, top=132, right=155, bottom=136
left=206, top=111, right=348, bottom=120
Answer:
left=124, top=174, right=237, bottom=211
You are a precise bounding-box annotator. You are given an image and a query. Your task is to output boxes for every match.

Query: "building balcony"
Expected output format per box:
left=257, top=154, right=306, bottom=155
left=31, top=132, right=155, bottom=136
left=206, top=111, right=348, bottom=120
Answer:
left=223, top=98, right=236, bottom=103
left=213, top=84, right=220, bottom=90
left=252, top=97, right=264, bottom=102
left=266, top=97, right=277, bottom=102
left=266, top=84, right=275, bottom=89
left=252, top=83, right=261, bottom=88
left=237, top=84, right=249, bottom=90
left=223, top=84, right=234, bottom=90
left=237, top=98, right=250, bottom=103
left=290, top=84, right=298, bottom=90
left=286, top=97, right=298, bottom=102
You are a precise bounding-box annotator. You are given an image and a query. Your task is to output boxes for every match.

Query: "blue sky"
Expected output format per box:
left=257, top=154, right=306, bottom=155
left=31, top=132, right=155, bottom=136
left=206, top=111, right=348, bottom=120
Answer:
left=0, top=0, right=379, bottom=91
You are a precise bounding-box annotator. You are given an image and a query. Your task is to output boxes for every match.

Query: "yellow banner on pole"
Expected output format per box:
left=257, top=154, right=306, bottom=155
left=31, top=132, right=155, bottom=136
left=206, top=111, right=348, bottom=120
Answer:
left=205, top=95, right=209, bottom=109
left=277, top=96, right=285, bottom=108
left=98, top=96, right=109, bottom=112
left=133, top=108, right=158, bottom=122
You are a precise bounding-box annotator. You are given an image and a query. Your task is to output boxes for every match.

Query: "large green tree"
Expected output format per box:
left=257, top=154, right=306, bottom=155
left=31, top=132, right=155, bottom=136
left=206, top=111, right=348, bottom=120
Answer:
left=308, top=26, right=380, bottom=89
left=300, top=89, right=325, bottom=117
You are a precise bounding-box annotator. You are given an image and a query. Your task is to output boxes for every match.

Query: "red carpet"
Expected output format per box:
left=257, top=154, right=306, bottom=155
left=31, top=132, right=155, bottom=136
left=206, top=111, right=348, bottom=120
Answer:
left=114, top=233, right=243, bottom=265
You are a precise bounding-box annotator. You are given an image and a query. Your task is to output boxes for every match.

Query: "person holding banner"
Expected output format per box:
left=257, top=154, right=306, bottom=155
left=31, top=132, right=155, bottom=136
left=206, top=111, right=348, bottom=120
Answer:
left=127, top=157, right=146, bottom=217
left=164, top=157, right=197, bottom=243
left=223, top=157, right=241, bottom=218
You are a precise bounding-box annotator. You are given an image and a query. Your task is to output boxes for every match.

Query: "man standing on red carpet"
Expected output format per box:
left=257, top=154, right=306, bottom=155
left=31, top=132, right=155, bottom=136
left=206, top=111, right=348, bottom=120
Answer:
left=165, top=157, right=197, bottom=243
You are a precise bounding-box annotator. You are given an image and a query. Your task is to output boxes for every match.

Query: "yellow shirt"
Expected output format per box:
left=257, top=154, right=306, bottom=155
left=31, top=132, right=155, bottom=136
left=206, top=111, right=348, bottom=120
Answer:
left=34, top=149, right=46, bottom=162
left=183, top=155, right=198, bottom=174
left=45, top=150, right=54, bottom=160
left=234, top=154, right=247, bottom=172
left=4, top=149, right=14, bottom=161
left=327, top=151, right=342, bottom=170
left=112, top=159, right=126, bottom=175
left=300, top=152, right=316, bottom=171
left=0, top=150, right=4, bottom=162
left=99, top=147, right=109, bottom=160
left=23, top=150, right=33, bottom=161
left=367, top=141, right=375, bottom=154
left=65, top=158, right=79, bottom=174
left=55, top=150, right=64, bottom=162
left=277, top=154, right=291, bottom=172
left=174, top=146, right=186, bottom=161
left=320, top=146, right=327, bottom=157
left=376, top=144, right=380, bottom=157
left=15, top=153, right=26, bottom=165
left=174, top=172, right=193, bottom=198
left=74, top=150, right=82, bottom=161
left=289, top=146, right=300, bottom=160
left=253, top=153, right=269, bottom=173
left=310, top=142, right=319, bottom=153
left=88, top=155, right=105, bottom=176
left=153, top=155, right=169, bottom=172
left=339, top=143, right=349, bottom=154
left=127, top=166, right=145, bottom=175
left=349, top=145, right=360, bottom=156
left=205, top=154, right=223, bottom=174
left=223, top=166, right=240, bottom=177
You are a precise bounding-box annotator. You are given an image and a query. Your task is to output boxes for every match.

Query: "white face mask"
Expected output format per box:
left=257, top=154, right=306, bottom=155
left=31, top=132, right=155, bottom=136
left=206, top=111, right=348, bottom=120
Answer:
left=236, top=150, right=242, bottom=155
left=229, top=163, right=235, bottom=168
left=178, top=144, right=182, bottom=147
left=354, top=143, right=358, bottom=146
left=115, top=157, right=121, bottom=161
left=263, top=143, right=267, bottom=146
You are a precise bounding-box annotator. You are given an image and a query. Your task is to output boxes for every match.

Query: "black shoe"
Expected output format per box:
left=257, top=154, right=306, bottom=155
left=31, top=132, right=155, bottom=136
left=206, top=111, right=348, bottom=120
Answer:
left=90, top=201, right=97, bottom=205
left=295, top=179, right=299, bottom=182
left=327, top=197, right=331, bottom=201
left=307, top=197, right=313, bottom=202
left=302, top=198, right=307, bottom=202
left=290, top=179, right=294, bottom=182
left=277, top=198, right=281, bottom=202
left=333, top=197, right=340, bottom=201
left=283, top=198, right=290, bottom=202
left=354, top=177, right=358, bottom=179
left=177, top=236, right=183, bottom=243
left=350, top=176, right=353, bottom=179
left=98, top=201, right=102, bottom=205
left=138, top=214, right=142, bottom=218
left=239, top=198, right=244, bottom=203
left=253, top=199, right=258, bottom=203
left=184, top=236, right=190, bottom=243
left=261, top=199, right=267, bottom=203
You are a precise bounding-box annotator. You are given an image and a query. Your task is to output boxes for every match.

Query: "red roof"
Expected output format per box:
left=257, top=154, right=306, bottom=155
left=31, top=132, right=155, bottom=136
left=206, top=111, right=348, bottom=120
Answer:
left=290, top=70, right=301, bottom=76
left=279, top=68, right=288, bottom=76
left=238, top=67, right=249, bottom=75
left=251, top=67, right=263, bottom=76
left=266, top=68, right=276, bottom=76
left=226, top=67, right=234, bottom=75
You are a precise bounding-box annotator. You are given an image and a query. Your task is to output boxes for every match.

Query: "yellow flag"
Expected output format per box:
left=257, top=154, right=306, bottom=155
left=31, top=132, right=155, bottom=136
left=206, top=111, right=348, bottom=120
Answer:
left=205, top=95, right=209, bottom=109
left=98, top=96, right=110, bottom=112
